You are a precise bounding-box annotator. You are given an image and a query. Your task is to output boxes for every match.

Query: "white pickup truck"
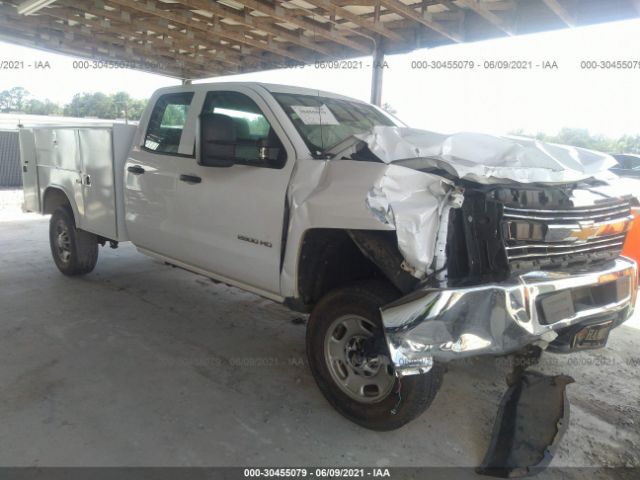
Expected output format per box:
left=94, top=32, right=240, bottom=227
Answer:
left=19, top=82, right=638, bottom=431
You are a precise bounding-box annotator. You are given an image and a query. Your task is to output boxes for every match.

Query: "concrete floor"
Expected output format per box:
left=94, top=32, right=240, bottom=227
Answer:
left=1, top=189, right=640, bottom=474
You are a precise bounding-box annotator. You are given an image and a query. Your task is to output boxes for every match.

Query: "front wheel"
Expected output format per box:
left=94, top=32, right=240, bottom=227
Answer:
left=49, top=206, right=98, bottom=276
left=306, top=280, right=444, bottom=430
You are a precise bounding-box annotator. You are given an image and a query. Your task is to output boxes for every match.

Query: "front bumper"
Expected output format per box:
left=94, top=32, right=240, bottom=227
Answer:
left=381, top=257, right=638, bottom=376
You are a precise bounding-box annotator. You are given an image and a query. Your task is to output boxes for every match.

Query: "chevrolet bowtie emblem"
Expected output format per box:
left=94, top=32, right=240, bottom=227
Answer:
left=571, top=219, right=631, bottom=241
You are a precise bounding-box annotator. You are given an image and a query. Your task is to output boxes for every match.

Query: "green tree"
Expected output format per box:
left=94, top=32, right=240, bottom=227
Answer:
left=127, top=98, right=147, bottom=121
left=64, top=92, right=114, bottom=118
left=63, top=91, right=147, bottom=120
left=614, top=134, right=640, bottom=154
left=0, top=86, right=146, bottom=120
left=112, top=91, right=147, bottom=121
left=112, top=91, right=131, bottom=119
left=512, top=128, right=640, bottom=154
left=160, top=104, right=187, bottom=126
left=0, top=87, right=30, bottom=112
left=24, top=98, right=63, bottom=115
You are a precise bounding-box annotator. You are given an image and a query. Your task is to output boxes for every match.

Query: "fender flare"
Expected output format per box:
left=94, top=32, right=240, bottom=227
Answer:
left=42, top=185, right=81, bottom=227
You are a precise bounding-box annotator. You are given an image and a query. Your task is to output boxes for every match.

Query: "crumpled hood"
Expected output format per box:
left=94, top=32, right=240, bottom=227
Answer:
left=354, top=127, right=617, bottom=184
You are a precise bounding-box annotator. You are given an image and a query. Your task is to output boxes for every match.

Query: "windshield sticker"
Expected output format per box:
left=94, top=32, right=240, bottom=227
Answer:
left=291, top=104, right=340, bottom=126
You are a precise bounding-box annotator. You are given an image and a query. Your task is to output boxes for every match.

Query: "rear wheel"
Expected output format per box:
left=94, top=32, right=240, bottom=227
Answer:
left=306, top=280, right=444, bottom=430
left=49, top=206, right=98, bottom=276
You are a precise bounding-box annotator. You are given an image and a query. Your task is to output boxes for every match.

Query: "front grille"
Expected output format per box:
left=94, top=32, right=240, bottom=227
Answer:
left=502, top=204, right=631, bottom=223
left=502, top=201, right=632, bottom=268
left=506, top=235, right=627, bottom=261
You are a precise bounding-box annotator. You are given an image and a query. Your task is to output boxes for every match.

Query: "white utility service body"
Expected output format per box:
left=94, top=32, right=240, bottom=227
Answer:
left=20, top=123, right=136, bottom=242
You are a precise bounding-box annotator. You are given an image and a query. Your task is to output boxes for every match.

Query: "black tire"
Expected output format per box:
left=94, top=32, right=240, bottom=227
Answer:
left=306, top=279, right=444, bottom=431
left=49, top=206, right=98, bottom=276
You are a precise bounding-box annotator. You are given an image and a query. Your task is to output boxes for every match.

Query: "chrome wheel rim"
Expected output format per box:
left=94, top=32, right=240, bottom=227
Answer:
left=55, top=221, right=71, bottom=263
left=324, top=314, right=395, bottom=403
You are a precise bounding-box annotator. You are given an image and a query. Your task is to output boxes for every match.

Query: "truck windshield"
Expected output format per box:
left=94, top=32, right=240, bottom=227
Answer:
left=272, top=92, right=397, bottom=157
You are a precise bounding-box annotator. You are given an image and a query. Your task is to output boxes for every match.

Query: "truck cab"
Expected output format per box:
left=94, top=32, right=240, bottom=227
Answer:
left=123, top=82, right=404, bottom=302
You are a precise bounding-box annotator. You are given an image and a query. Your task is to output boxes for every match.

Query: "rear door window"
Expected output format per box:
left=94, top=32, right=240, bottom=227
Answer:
left=144, top=92, right=194, bottom=155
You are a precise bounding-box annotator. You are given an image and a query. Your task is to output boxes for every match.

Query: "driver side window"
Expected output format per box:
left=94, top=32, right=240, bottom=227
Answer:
left=201, top=91, right=286, bottom=168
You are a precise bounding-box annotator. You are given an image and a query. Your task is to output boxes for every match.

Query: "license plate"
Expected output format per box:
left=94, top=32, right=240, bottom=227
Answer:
left=540, top=289, right=575, bottom=324
left=570, top=321, right=613, bottom=350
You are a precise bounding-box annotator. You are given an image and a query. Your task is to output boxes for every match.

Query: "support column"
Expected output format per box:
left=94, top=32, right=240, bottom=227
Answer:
left=370, top=1, right=384, bottom=106
left=370, top=44, right=384, bottom=106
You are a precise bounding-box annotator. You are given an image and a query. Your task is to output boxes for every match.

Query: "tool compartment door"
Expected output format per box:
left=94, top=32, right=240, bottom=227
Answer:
left=34, top=128, right=85, bottom=221
left=78, top=128, right=117, bottom=239
left=18, top=129, right=39, bottom=212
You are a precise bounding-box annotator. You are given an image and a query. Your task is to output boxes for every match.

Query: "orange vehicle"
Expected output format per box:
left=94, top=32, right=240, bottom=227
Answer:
left=623, top=207, right=640, bottom=267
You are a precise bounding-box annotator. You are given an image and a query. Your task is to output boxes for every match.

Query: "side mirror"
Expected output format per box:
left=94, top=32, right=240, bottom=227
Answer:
left=198, top=113, right=237, bottom=168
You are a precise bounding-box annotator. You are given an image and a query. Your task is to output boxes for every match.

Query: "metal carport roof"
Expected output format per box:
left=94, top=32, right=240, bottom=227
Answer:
left=0, top=1, right=639, bottom=100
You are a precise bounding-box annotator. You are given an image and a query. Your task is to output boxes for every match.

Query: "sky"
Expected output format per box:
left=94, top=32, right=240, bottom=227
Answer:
left=1, top=17, right=639, bottom=137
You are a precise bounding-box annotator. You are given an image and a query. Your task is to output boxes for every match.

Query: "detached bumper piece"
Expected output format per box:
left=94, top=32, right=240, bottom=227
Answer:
left=477, top=372, right=574, bottom=478
left=381, top=257, right=637, bottom=376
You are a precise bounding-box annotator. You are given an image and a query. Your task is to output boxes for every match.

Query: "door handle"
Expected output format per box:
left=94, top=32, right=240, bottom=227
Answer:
left=180, top=174, right=202, bottom=184
left=127, top=165, right=145, bottom=175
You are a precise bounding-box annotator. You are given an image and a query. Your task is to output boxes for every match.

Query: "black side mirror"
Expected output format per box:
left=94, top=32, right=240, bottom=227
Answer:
left=198, top=113, right=237, bottom=167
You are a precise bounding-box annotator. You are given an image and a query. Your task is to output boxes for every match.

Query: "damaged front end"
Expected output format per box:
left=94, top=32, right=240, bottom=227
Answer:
left=372, top=179, right=637, bottom=477
left=349, top=128, right=639, bottom=374
left=379, top=184, right=638, bottom=376
left=340, top=126, right=640, bottom=475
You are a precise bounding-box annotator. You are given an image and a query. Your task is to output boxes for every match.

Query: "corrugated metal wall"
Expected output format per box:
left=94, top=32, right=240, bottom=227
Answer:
left=0, top=131, right=21, bottom=187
